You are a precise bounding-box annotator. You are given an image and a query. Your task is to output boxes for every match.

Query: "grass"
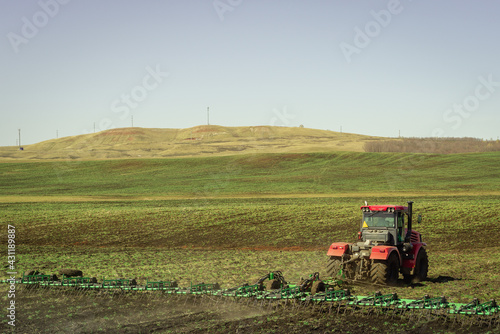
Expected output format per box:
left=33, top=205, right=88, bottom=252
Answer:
left=0, top=151, right=499, bottom=333
left=0, top=152, right=499, bottom=197
left=2, top=196, right=499, bottom=250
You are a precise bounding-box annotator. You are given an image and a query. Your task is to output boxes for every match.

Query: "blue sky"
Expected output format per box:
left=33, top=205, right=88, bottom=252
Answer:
left=1, top=0, right=499, bottom=146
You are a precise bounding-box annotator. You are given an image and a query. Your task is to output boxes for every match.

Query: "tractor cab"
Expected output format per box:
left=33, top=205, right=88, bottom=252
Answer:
left=359, top=205, right=407, bottom=246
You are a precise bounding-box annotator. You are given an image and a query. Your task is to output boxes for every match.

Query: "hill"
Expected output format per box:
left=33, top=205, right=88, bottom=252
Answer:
left=0, top=125, right=381, bottom=160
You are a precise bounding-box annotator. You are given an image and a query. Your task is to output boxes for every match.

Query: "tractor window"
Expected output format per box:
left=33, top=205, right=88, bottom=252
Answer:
left=397, top=213, right=404, bottom=228
left=363, top=212, right=395, bottom=228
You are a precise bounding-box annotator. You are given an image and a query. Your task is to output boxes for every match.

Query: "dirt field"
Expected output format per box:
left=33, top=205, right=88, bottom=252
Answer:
left=1, top=285, right=497, bottom=334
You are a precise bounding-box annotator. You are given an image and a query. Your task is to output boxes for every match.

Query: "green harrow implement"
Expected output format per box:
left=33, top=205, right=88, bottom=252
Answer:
left=3, top=272, right=499, bottom=318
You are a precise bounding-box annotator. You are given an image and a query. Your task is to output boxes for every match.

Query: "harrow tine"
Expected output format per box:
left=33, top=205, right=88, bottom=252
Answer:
left=5, top=271, right=500, bottom=330
left=455, top=298, right=499, bottom=315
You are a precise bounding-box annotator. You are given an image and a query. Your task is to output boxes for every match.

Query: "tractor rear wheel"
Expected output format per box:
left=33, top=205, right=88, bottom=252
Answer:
left=326, top=256, right=342, bottom=277
left=370, top=253, right=399, bottom=285
left=413, top=248, right=429, bottom=283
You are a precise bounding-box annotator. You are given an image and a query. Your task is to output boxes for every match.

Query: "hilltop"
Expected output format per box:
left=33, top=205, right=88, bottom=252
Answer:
left=0, top=125, right=381, bottom=160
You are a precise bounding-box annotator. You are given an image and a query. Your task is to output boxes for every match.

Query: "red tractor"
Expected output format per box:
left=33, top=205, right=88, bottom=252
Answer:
left=326, top=201, right=428, bottom=285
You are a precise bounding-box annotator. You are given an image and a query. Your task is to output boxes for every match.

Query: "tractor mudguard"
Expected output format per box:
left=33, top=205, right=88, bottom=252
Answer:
left=370, top=246, right=399, bottom=262
left=402, top=243, right=427, bottom=269
left=327, top=242, right=350, bottom=257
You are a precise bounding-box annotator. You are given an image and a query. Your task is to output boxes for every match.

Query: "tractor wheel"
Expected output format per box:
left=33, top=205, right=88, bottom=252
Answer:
left=413, top=248, right=429, bottom=283
left=326, top=256, right=342, bottom=277
left=370, top=253, right=400, bottom=285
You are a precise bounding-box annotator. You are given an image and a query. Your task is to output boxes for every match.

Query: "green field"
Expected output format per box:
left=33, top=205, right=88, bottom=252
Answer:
left=1, top=152, right=499, bottom=197
left=1, top=151, right=499, bottom=333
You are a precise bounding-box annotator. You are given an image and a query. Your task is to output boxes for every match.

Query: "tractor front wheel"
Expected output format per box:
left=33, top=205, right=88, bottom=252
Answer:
left=370, top=253, right=400, bottom=285
left=413, top=248, right=429, bottom=283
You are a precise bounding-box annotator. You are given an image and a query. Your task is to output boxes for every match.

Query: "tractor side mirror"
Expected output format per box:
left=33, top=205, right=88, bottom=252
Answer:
left=417, top=214, right=422, bottom=223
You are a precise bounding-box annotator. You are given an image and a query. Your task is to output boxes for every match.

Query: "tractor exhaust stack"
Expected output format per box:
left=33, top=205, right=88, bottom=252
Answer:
left=406, top=201, right=413, bottom=242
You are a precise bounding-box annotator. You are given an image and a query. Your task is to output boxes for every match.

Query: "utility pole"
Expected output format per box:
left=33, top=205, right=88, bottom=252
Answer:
left=56, top=129, right=58, bottom=139
left=207, top=107, right=210, bottom=125
left=18, top=129, right=21, bottom=148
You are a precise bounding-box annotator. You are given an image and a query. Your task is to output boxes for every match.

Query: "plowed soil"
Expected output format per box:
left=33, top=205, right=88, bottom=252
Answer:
left=1, top=287, right=496, bottom=334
